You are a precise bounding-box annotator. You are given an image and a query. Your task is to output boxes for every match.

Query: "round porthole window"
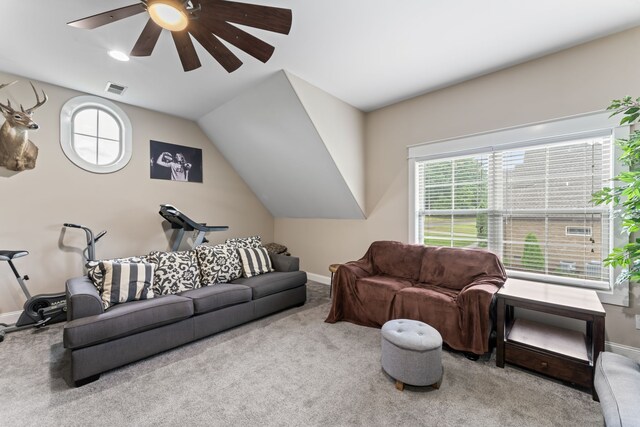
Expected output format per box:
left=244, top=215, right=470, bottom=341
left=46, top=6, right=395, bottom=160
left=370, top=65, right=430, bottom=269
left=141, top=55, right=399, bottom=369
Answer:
left=60, top=96, right=132, bottom=173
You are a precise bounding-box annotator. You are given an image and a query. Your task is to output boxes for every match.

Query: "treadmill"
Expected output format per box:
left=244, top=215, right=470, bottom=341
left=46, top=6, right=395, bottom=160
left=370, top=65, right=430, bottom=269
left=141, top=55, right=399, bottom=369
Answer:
left=159, top=204, right=229, bottom=251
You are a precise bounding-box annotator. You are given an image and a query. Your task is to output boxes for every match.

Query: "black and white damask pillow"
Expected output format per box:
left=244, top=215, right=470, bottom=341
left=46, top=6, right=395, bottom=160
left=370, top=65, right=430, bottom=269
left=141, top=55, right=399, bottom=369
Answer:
left=148, top=250, right=201, bottom=295
left=196, top=244, right=242, bottom=285
left=87, top=255, right=148, bottom=293
left=237, top=247, right=274, bottom=278
left=99, top=261, right=155, bottom=309
left=225, top=235, right=262, bottom=249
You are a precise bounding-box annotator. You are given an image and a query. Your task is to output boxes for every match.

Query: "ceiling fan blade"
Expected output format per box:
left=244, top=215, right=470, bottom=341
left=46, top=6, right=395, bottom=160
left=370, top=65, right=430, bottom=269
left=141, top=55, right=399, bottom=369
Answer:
left=171, top=31, right=202, bottom=71
left=67, top=3, right=146, bottom=29
left=190, top=25, right=243, bottom=73
left=201, top=0, right=292, bottom=34
left=130, top=19, right=163, bottom=56
left=200, top=16, right=274, bottom=63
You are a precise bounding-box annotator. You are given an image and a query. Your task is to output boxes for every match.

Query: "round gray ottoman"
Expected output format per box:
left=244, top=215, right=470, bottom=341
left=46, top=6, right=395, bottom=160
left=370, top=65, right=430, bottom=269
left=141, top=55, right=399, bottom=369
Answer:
left=381, top=319, right=443, bottom=391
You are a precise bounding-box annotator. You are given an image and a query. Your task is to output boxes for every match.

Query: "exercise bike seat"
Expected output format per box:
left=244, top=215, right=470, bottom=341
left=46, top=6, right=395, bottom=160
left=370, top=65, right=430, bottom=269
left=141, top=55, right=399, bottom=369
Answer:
left=0, top=250, right=29, bottom=261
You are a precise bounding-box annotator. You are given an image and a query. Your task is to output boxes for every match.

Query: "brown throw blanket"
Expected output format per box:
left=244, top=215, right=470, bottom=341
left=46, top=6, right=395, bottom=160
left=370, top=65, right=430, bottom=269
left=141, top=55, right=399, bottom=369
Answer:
left=325, top=241, right=507, bottom=355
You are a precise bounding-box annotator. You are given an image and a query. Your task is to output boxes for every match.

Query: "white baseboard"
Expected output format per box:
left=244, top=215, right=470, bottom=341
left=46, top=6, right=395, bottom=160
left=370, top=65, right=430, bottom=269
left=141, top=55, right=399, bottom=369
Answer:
left=606, top=341, right=640, bottom=362
left=307, top=273, right=331, bottom=285
left=0, top=310, right=21, bottom=326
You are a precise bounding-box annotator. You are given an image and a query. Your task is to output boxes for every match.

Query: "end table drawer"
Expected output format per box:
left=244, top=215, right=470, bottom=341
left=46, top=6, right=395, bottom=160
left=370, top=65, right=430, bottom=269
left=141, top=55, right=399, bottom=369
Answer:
left=505, top=343, right=591, bottom=388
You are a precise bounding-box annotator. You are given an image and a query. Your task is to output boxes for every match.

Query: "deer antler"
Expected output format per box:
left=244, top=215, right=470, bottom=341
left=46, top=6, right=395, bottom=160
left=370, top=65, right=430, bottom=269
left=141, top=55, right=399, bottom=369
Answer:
left=0, top=81, right=17, bottom=91
left=21, top=82, right=47, bottom=114
left=0, top=81, right=18, bottom=112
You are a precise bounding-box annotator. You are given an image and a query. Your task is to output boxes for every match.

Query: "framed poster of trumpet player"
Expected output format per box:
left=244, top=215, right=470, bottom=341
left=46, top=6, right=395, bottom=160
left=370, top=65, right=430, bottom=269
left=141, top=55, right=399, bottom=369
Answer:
left=150, top=140, right=202, bottom=183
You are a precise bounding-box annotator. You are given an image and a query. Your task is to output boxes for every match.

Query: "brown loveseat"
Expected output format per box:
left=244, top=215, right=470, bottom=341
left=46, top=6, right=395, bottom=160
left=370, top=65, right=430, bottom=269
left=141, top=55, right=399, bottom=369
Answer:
left=325, top=241, right=507, bottom=355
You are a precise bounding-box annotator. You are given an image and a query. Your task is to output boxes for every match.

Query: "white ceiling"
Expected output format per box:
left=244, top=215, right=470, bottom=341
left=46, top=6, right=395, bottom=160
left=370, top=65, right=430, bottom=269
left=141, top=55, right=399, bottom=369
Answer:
left=1, top=0, right=640, bottom=120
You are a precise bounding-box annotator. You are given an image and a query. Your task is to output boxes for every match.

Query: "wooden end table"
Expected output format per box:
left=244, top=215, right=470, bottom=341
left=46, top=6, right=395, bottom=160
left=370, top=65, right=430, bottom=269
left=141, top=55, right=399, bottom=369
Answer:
left=496, top=278, right=605, bottom=400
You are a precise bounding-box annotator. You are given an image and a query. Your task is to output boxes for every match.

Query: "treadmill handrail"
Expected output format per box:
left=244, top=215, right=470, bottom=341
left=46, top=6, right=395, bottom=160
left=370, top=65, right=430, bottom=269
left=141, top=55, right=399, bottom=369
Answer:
left=159, top=204, right=229, bottom=232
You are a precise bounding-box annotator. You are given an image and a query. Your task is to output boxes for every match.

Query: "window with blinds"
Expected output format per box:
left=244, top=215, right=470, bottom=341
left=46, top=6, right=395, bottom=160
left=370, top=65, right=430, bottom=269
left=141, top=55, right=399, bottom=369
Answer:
left=415, top=135, right=613, bottom=289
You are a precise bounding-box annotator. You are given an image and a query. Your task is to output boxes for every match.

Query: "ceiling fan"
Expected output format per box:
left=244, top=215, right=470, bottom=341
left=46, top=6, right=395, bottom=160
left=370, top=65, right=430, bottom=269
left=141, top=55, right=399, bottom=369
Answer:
left=67, top=0, right=292, bottom=73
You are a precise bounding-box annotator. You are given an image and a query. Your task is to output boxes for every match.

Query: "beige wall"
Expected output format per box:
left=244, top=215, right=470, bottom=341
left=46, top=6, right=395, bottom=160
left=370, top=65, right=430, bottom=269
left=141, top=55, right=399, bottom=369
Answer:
left=0, top=71, right=273, bottom=316
left=275, top=27, right=640, bottom=348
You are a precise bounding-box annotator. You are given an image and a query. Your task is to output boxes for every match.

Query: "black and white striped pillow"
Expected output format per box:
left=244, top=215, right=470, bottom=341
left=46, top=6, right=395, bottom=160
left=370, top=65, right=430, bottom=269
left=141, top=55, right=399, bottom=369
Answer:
left=87, top=255, right=148, bottom=293
left=237, top=247, right=274, bottom=278
left=99, top=261, right=155, bottom=309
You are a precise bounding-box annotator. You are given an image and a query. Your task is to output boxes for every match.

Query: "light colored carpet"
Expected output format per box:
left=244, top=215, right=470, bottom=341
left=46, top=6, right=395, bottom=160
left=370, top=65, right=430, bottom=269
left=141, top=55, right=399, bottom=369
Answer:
left=0, top=282, right=601, bottom=426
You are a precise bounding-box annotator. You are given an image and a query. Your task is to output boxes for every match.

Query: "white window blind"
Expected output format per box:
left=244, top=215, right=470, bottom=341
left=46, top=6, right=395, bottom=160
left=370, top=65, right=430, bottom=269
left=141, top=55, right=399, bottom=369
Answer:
left=415, top=135, right=613, bottom=289
left=417, top=154, right=489, bottom=249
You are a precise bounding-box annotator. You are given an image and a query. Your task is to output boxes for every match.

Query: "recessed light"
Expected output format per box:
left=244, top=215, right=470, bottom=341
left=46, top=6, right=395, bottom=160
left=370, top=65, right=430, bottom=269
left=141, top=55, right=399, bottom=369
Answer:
left=108, top=50, right=130, bottom=62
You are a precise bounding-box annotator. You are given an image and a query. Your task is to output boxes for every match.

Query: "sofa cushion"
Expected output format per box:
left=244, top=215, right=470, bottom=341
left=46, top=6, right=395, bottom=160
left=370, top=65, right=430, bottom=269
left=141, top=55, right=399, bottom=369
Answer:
left=392, top=286, right=460, bottom=346
left=232, top=271, right=306, bottom=299
left=99, top=261, right=155, bottom=309
left=63, top=294, right=193, bottom=349
left=594, top=351, right=640, bottom=427
left=419, top=246, right=506, bottom=291
left=358, top=275, right=415, bottom=291
left=148, top=250, right=201, bottom=295
left=196, top=243, right=242, bottom=285
left=180, top=284, right=252, bottom=314
left=335, top=275, right=414, bottom=327
left=238, top=247, right=274, bottom=278
left=87, top=255, right=148, bottom=293
left=368, top=241, right=426, bottom=281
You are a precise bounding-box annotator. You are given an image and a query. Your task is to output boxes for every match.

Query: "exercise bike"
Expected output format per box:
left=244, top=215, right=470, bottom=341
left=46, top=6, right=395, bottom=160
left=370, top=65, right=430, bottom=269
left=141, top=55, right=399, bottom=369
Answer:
left=0, top=223, right=105, bottom=342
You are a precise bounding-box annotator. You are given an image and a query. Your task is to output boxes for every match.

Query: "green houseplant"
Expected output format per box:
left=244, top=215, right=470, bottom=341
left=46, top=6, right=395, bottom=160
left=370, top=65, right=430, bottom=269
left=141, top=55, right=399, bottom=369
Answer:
left=591, top=96, right=640, bottom=285
left=522, top=233, right=545, bottom=272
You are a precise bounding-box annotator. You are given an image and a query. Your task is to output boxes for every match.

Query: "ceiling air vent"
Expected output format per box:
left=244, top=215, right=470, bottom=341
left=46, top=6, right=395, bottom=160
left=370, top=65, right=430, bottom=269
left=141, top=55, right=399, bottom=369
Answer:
left=105, top=82, right=127, bottom=96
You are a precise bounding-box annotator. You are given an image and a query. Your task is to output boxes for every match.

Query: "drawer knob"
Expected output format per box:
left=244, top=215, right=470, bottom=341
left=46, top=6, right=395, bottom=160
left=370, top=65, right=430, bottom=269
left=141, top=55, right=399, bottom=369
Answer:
left=541, top=362, right=548, bottom=368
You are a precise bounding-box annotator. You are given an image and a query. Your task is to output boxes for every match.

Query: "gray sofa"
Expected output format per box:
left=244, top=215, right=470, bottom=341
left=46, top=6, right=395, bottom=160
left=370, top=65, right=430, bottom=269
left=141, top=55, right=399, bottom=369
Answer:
left=594, top=351, right=640, bottom=426
left=63, top=253, right=307, bottom=386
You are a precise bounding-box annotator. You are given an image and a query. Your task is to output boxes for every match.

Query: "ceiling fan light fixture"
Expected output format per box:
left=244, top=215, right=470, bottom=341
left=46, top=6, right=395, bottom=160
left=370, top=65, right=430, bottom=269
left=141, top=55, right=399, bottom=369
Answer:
left=148, top=0, right=188, bottom=31
left=68, top=0, right=292, bottom=72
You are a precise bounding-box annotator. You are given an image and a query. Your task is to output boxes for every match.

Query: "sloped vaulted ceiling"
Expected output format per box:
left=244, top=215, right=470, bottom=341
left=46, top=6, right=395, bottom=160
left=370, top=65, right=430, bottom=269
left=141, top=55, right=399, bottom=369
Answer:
left=198, top=70, right=365, bottom=219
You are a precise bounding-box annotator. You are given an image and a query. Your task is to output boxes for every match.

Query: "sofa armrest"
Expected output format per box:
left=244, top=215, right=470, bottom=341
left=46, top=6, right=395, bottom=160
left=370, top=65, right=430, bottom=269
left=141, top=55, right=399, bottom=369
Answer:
left=338, top=259, right=374, bottom=280
left=324, top=258, right=375, bottom=324
left=458, top=279, right=503, bottom=311
left=269, top=253, right=299, bottom=272
left=456, top=278, right=504, bottom=354
left=595, top=351, right=640, bottom=426
left=66, top=276, right=104, bottom=321
left=460, top=279, right=501, bottom=295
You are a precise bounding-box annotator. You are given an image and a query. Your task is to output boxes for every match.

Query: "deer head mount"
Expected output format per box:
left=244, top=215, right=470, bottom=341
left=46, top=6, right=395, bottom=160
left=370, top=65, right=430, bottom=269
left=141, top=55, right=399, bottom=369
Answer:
left=0, top=81, right=48, bottom=171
